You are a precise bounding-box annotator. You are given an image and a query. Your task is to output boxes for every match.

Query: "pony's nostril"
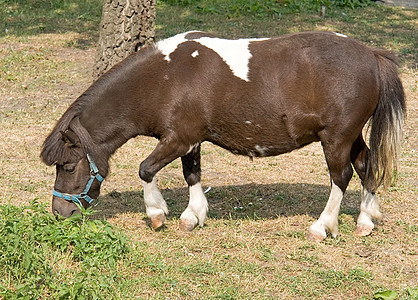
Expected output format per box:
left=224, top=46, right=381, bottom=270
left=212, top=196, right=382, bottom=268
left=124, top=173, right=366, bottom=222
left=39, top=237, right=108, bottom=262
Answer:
left=70, top=209, right=78, bottom=216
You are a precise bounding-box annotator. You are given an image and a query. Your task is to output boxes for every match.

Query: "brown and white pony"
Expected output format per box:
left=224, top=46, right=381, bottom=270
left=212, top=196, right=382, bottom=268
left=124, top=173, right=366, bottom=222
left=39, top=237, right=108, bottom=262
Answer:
left=41, top=31, right=405, bottom=240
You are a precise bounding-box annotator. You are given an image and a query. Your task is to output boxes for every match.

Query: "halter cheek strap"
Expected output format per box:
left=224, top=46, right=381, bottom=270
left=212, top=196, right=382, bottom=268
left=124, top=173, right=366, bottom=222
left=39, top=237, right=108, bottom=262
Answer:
left=53, top=154, right=104, bottom=206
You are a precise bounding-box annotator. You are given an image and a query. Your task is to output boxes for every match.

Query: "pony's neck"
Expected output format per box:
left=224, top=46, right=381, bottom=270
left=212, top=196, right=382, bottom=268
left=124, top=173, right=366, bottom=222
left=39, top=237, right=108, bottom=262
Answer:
left=76, top=47, right=162, bottom=170
left=79, top=111, right=138, bottom=163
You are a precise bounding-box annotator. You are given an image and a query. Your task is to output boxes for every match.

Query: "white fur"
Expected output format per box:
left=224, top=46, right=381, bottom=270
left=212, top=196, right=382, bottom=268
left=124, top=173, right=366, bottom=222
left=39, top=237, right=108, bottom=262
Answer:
left=197, top=37, right=269, bottom=81
left=309, top=181, right=344, bottom=238
left=180, top=182, right=208, bottom=227
left=334, top=32, right=347, bottom=38
left=186, top=143, right=199, bottom=155
left=156, top=31, right=198, bottom=61
left=255, top=145, right=269, bottom=156
left=357, top=185, right=382, bottom=229
left=142, top=178, right=168, bottom=218
left=156, top=31, right=269, bottom=81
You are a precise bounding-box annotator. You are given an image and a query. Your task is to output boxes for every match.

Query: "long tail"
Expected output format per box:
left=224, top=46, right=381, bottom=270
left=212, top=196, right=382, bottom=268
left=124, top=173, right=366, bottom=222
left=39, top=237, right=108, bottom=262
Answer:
left=365, top=49, right=406, bottom=192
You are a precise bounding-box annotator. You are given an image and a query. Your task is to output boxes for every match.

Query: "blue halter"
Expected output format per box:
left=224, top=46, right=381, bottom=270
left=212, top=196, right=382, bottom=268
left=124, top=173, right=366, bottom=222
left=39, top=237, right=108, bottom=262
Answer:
left=52, top=154, right=104, bottom=207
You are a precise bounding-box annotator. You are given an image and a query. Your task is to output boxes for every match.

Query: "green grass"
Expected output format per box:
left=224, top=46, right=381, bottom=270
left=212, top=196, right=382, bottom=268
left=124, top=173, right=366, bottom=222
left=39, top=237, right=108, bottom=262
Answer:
left=0, top=0, right=417, bottom=298
left=0, top=0, right=102, bottom=40
left=3, top=202, right=416, bottom=299
left=0, top=201, right=128, bottom=299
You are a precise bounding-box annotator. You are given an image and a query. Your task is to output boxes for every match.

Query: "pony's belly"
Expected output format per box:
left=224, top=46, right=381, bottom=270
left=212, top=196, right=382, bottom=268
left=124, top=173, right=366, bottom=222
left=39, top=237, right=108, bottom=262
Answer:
left=208, top=134, right=302, bottom=158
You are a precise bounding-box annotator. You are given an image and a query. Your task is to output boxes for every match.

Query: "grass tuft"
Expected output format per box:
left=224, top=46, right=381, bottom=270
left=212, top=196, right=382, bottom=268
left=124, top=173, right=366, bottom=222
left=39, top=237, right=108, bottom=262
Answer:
left=0, top=200, right=129, bottom=298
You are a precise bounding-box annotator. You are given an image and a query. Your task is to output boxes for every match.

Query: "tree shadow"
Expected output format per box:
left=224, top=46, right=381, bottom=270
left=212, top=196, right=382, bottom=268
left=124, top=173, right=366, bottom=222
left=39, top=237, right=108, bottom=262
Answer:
left=0, top=0, right=102, bottom=47
left=93, top=182, right=361, bottom=221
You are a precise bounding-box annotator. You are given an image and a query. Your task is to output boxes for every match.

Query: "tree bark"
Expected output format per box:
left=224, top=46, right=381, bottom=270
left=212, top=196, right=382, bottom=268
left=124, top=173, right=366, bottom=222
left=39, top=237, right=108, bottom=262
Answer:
left=94, top=0, right=156, bottom=78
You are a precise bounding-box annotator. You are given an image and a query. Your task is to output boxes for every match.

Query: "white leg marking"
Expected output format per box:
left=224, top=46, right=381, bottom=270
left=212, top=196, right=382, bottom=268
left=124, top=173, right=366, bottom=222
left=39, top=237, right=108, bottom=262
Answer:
left=142, top=178, right=168, bottom=218
left=180, top=182, right=208, bottom=228
left=186, top=143, right=200, bottom=155
left=309, top=181, right=344, bottom=239
left=355, top=186, right=382, bottom=236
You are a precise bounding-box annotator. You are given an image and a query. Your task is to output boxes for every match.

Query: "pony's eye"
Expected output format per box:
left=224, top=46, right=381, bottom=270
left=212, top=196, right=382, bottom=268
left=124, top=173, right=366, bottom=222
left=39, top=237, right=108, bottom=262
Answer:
left=63, top=163, right=76, bottom=173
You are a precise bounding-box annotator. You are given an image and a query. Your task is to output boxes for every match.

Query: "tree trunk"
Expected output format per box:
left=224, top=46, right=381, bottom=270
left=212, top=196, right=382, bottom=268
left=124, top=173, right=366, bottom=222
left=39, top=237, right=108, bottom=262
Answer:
left=94, top=0, right=156, bottom=78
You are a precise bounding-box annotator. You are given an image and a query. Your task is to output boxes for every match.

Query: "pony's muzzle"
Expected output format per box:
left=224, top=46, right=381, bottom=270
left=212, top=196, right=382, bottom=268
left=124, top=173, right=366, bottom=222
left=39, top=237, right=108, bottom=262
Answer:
left=52, top=196, right=81, bottom=218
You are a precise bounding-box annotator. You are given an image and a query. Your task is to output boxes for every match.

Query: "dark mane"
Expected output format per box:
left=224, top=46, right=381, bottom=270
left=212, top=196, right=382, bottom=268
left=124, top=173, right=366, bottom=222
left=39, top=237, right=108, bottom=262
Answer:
left=40, top=91, right=92, bottom=165
left=40, top=44, right=157, bottom=166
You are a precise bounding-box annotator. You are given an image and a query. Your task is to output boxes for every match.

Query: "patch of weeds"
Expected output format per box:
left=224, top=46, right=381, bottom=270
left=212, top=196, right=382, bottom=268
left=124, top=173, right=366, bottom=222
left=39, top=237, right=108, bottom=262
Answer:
left=374, top=286, right=418, bottom=300
left=374, top=289, right=398, bottom=300
left=0, top=200, right=130, bottom=298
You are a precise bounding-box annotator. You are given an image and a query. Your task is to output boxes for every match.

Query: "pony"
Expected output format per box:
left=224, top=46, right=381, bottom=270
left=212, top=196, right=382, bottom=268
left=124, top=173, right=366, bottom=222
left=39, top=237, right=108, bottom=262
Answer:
left=41, top=31, right=405, bottom=240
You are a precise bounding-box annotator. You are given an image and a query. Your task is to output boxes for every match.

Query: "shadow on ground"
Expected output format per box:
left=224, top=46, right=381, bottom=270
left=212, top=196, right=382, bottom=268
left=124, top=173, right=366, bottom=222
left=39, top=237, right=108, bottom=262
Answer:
left=93, top=182, right=361, bottom=221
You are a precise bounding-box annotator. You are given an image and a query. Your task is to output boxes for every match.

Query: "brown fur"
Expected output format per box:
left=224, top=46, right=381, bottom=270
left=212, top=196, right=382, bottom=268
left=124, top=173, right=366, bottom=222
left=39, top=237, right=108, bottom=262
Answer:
left=41, top=31, right=405, bottom=218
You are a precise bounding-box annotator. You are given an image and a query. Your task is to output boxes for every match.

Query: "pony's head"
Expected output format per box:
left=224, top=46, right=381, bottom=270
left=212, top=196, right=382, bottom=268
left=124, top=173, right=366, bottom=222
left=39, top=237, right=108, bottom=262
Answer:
left=41, top=115, right=106, bottom=218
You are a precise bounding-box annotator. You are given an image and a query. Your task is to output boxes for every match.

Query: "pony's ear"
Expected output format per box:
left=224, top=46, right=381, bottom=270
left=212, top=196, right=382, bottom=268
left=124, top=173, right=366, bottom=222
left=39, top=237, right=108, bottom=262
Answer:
left=60, top=130, right=81, bottom=148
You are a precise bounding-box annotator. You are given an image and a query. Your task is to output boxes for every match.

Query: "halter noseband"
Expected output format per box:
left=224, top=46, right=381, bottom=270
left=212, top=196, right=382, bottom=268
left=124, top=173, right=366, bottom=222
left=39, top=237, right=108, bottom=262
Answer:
left=52, top=154, right=104, bottom=207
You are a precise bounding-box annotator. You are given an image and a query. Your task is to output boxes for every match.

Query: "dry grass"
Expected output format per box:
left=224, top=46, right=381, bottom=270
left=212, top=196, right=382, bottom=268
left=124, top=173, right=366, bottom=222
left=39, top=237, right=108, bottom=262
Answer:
left=0, top=3, right=417, bottom=298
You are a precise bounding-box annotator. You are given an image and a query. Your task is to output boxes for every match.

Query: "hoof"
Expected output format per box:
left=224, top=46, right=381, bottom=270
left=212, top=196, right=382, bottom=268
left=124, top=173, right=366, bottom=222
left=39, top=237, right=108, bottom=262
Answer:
left=179, top=219, right=196, bottom=232
left=150, top=214, right=165, bottom=230
left=354, top=224, right=373, bottom=237
left=307, top=230, right=326, bottom=242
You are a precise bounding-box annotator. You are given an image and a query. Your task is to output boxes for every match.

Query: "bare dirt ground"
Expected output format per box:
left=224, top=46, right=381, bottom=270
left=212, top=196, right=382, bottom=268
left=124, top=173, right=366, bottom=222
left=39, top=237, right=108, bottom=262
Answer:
left=0, top=32, right=417, bottom=296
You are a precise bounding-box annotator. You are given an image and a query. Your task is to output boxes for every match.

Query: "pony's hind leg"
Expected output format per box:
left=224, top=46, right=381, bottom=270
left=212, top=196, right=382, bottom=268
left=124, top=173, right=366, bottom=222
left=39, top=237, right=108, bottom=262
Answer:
left=350, top=135, right=382, bottom=236
left=179, top=144, right=208, bottom=231
left=308, top=140, right=353, bottom=241
left=355, top=187, right=382, bottom=236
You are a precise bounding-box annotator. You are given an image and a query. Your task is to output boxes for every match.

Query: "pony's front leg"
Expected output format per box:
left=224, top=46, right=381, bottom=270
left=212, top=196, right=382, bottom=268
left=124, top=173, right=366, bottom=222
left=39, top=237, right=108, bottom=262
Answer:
left=179, top=144, right=208, bottom=231
left=140, top=138, right=190, bottom=230
left=142, top=178, right=168, bottom=230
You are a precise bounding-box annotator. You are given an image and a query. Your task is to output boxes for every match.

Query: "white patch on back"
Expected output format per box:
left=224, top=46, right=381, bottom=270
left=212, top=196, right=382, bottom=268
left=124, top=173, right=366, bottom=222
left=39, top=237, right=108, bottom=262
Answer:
left=156, top=31, right=269, bottom=81
left=334, top=32, right=347, bottom=38
left=197, top=37, right=268, bottom=81
left=156, top=31, right=199, bottom=61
